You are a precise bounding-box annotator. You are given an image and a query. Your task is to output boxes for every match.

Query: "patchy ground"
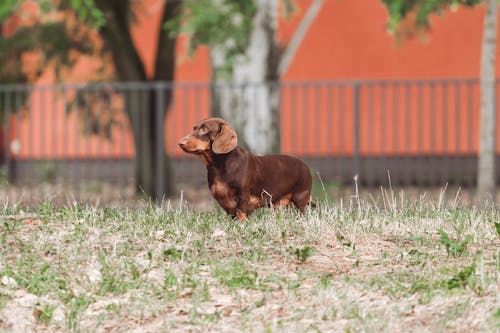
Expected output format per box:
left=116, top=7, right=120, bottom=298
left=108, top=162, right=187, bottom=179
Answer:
left=0, top=193, right=498, bottom=332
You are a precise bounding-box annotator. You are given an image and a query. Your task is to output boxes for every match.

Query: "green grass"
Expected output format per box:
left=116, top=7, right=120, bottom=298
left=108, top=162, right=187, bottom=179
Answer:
left=0, top=194, right=498, bottom=332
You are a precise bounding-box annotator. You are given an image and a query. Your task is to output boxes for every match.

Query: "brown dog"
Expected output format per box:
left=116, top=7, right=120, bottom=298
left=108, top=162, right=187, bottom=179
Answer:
left=178, top=118, right=314, bottom=220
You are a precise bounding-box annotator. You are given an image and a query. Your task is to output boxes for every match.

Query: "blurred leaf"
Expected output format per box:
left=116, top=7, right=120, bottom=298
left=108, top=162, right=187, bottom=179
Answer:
left=0, top=0, right=21, bottom=21
left=381, top=0, right=482, bottom=35
left=70, top=0, right=105, bottom=28
left=167, top=0, right=258, bottom=75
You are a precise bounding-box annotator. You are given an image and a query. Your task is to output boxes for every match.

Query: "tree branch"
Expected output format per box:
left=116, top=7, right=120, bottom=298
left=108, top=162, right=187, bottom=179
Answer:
left=154, top=0, right=182, bottom=82
left=95, top=0, right=146, bottom=81
left=278, top=0, right=324, bottom=76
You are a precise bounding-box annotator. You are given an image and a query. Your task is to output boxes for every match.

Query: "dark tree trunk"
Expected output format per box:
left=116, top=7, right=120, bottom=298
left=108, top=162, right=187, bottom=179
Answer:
left=129, top=87, right=173, bottom=199
left=96, top=0, right=181, bottom=200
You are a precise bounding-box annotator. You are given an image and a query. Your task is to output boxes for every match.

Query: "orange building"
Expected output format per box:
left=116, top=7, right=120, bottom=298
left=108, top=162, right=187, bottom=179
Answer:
left=3, top=0, right=500, bottom=162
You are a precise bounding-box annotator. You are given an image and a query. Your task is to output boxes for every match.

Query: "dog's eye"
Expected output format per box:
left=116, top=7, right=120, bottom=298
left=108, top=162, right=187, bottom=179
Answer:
left=198, top=127, right=208, bottom=135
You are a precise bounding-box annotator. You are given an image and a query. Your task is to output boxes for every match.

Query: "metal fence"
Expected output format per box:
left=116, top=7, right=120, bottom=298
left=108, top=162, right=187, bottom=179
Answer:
left=0, top=79, right=498, bottom=205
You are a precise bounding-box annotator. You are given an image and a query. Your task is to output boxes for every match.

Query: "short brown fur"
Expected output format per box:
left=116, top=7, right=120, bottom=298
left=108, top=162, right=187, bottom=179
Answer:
left=179, top=118, right=315, bottom=220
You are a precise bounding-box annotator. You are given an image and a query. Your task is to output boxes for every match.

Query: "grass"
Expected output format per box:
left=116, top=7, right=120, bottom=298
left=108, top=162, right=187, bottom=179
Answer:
left=0, top=191, right=498, bottom=332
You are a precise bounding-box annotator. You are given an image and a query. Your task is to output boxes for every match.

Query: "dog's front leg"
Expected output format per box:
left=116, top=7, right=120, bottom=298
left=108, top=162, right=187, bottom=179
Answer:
left=233, top=193, right=256, bottom=221
left=234, top=209, right=248, bottom=221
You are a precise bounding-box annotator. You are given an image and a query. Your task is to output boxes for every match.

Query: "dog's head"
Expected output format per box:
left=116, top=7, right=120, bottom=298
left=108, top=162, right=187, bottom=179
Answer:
left=178, top=118, right=238, bottom=155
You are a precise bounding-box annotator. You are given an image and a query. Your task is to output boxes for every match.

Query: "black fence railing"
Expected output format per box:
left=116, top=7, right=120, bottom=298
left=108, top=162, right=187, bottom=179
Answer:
left=0, top=79, right=498, bottom=205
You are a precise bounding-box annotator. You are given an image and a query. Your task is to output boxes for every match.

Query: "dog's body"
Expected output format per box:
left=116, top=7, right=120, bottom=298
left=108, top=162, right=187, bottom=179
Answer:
left=179, top=118, right=313, bottom=220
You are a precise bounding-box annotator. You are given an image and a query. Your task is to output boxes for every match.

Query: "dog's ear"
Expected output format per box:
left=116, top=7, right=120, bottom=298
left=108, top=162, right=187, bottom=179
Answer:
left=212, top=123, right=237, bottom=154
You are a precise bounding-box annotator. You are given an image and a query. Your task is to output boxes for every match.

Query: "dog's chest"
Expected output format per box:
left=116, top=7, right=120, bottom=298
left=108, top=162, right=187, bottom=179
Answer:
left=210, top=180, right=230, bottom=197
left=210, top=180, right=237, bottom=209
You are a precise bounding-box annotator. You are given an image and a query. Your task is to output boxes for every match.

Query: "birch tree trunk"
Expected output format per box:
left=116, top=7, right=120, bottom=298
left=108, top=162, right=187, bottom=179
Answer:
left=210, top=0, right=324, bottom=155
left=478, top=0, right=498, bottom=200
left=211, top=0, right=279, bottom=155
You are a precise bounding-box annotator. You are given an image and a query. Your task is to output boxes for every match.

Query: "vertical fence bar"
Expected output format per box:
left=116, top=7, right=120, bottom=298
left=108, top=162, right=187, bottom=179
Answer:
left=181, top=84, right=188, bottom=186
left=338, top=85, right=345, bottom=184
left=392, top=82, right=398, bottom=184
left=442, top=81, right=448, bottom=185
left=75, top=85, right=81, bottom=200
left=404, top=82, right=411, bottom=186
left=194, top=84, right=202, bottom=181
left=326, top=83, right=333, bottom=185
left=155, top=82, right=166, bottom=202
left=467, top=81, right=475, bottom=186
left=67, top=86, right=73, bottom=199
left=290, top=84, right=298, bottom=154
left=140, top=87, right=148, bottom=197
left=300, top=84, right=307, bottom=155
left=303, top=83, right=309, bottom=156
left=367, top=82, right=374, bottom=186
left=314, top=82, right=320, bottom=165
left=353, top=82, right=361, bottom=180
left=22, top=87, right=30, bottom=203
left=183, top=84, right=191, bottom=183
left=61, top=85, right=69, bottom=197
left=83, top=86, right=91, bottom=202
left=4, top=91, right=10, bottom=179
left=380, top=82, right=387, bottom=185
left=127, top=86, right=134, bottom=202
left=454, top=81, right=461, bottom=186
left=96, top=86, right=104, bottom=202
left=119, top=87, right=126, bottom=202
left=3, top=89, right=12, bottom=201
left=40, top=86, right=46, bottom=195
left=417, top=82, right=424, bottom=187
left=76, top=85, right=82, bottom=201
left=429, top=81, right=436, bottom=186
left=132, top=86, right=141, bottom=202
left=50, top=86, right=56, bottom=199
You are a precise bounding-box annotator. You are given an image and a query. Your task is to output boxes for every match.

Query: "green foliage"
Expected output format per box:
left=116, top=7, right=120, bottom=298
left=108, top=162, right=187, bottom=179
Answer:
left=0, top=0, right=52, bottom=22
left=382, top=0, right=483, bottom=33
left=36, top=304, right=57, bottom=325
left=0, top=0, right=20, bottom=21
left=213, top=260, right=258, bottom=289
left=69, top=0, right=104, bottom=28
left=66, top=295, right=93, bottom=332
left=291, top=245, right=315, bottom=263
left=0, top=0, right=105, bottom=85
left=446, top=265, right=478, bottom=291
left=162, top=247, right=183, bottom=262
left=493, top=308, right=500, bottom=327
left=438, top=229, right=473, bottom=258
left=167, top=0, right=257, bottom=77
left=0, top=0, right=103, bottom=26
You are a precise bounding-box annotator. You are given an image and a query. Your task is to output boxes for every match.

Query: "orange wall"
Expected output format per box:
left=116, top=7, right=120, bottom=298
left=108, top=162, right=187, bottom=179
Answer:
left=129, top=0, right=489, bottom=81
left=7, top=0, right=500, bottom=159
left=281, top=0, right=484, bottom=80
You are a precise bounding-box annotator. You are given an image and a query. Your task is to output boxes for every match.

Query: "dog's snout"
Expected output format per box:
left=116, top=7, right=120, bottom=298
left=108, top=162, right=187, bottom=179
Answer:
left=178, top=139, right=187, bottom=148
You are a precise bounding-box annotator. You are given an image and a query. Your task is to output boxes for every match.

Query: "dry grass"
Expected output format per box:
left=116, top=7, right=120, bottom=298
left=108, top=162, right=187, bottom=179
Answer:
left=0, top=188, right=498, bottom=332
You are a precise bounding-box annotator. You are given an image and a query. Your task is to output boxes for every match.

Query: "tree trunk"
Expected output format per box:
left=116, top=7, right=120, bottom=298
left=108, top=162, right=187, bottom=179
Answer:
left=478, top=0, right=498, bottom=200
left=129, top=87, right=173, bottom=200
left=96, top=0, right=180, bottom=200
left=211, top=0, right=280, bottom=155
left=209, top=0, right=324, bottom=155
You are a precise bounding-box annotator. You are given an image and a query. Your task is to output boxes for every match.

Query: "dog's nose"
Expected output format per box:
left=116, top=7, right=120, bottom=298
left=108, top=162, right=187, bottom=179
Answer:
left=178, top=140, right=187, bottom=149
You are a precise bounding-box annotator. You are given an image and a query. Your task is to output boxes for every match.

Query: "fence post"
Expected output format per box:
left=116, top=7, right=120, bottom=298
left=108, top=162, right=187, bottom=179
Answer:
left=353, top=81, right=361, bottom=181
left=3, top=89, right=13, bottom=183
left=155, top=82, right=166, bottom=202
